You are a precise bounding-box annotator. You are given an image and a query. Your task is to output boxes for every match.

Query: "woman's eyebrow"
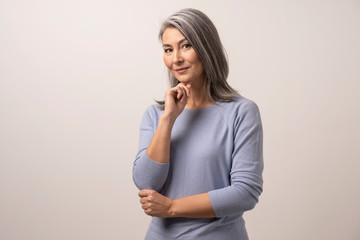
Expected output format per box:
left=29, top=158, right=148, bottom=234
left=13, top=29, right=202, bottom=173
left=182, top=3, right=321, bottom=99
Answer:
left=162, top=38, right=187, bottom=47
left=178, top=38, right=188, bottom=45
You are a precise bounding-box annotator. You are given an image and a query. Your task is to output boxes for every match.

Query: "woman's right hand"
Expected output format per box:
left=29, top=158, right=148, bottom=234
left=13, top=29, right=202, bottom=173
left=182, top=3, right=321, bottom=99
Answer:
left=163, top=83, right=191, bottom=121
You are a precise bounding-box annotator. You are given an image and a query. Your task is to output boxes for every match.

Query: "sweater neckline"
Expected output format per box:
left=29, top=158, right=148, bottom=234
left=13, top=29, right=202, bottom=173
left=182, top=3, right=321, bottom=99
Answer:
left=183, top=102, right=218, bottom=112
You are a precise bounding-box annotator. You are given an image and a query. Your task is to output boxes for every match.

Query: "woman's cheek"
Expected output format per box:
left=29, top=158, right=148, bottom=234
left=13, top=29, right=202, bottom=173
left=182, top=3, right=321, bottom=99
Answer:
left=163, top=56, right=172, bottom=69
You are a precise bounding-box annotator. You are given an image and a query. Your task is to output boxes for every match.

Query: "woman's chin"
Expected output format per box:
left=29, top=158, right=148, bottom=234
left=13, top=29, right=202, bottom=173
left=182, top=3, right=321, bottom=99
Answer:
left=177, top=79, right=192, bottom=84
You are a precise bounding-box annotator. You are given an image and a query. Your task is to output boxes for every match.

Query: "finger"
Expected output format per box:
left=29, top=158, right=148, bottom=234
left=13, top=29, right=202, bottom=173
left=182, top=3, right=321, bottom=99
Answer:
left=141, top=203, right=149, bottom=210
left=167, top=87, right=180, bottom=98
left=138, top=191, right=147, bottom=198
left=138, top=189, right=152, bottom=198
left=176, top=86, right=184, bottom=100
left=179, top=82, right=191, bottom=89
left=139, top=198, right=147, bottom=204
left=179, top=86, right=188, bottom=101
left=144, top=208, right=152, bottom=215
left=181, top=88, right=190, bottom=101
left=183, top=85, right=191, bottom=98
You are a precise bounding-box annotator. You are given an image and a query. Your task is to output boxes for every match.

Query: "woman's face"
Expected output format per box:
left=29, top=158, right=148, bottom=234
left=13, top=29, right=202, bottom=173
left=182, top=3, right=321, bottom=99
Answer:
left=162, top=28, right=205, bottom=85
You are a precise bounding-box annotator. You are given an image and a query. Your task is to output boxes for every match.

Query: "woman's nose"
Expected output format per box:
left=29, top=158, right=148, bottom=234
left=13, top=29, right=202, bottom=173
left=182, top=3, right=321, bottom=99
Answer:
left=173, top=50, right=184, bottom=64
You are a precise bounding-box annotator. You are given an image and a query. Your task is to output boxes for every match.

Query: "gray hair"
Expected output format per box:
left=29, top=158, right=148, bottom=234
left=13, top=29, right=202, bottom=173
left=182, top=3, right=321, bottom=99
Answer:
left=157, top=8, right=238, bottom=107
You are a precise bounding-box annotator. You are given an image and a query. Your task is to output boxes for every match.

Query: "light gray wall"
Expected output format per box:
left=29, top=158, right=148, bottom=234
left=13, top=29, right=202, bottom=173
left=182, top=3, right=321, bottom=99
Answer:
left=1, top=0, right=359, bottom=239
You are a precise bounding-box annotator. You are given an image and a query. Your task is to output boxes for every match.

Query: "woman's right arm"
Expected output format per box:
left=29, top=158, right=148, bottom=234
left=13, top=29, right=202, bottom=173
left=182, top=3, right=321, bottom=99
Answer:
left=146, top=83, right=190, bottom=163
left=132, top=83, right=191, bottom=191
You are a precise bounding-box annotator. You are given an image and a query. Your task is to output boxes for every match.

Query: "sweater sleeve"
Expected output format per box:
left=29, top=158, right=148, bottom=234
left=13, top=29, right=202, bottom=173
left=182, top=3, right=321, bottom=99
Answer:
left=208, top=101, right=264, bottom=217
left=132, top=105, right=170, bottom=192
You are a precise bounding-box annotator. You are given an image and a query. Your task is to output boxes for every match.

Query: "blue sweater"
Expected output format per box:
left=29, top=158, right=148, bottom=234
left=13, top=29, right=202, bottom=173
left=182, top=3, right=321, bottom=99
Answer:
left=133, top=96, right=263, bottom=240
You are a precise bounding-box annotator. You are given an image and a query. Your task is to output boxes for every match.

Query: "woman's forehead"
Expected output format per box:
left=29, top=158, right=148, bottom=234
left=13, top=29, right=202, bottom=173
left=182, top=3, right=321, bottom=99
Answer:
left=162, top=28, right=187, bottom=45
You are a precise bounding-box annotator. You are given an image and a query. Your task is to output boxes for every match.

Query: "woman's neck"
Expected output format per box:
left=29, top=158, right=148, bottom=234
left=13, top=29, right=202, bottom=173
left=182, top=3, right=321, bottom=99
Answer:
left=185, top=83, right=214, bottom=109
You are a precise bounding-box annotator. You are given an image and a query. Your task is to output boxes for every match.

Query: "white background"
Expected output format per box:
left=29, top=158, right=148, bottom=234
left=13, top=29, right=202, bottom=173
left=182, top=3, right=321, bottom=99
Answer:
left=1, top=0, right=359, bottom=239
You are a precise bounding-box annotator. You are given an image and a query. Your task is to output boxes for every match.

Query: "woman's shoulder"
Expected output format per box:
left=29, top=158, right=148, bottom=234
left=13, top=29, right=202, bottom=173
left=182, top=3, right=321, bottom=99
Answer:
left=142, top=103, right=164, bottom=118
left=220, top=95, right=260, bottom=113
left=215, top=95, right=262, bottom=130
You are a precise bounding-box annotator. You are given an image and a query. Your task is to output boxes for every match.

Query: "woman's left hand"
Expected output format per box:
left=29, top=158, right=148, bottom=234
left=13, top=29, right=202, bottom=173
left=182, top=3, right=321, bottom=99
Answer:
left=138, top=189, right=174, bottom=218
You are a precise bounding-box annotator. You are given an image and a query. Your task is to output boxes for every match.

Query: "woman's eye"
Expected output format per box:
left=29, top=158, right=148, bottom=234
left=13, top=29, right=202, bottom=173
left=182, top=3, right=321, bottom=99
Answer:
left=164, top=48, right=172, bottom=53
left=183, top=44, right=192, bottom=49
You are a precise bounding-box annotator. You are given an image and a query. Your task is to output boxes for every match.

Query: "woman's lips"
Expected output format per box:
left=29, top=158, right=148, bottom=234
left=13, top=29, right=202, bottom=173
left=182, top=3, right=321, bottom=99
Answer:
left=175, top=67, right=189, bottom=74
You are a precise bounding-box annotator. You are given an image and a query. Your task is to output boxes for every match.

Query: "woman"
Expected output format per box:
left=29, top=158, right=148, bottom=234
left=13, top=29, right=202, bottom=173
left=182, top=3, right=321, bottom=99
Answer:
left=133, top=8, right=263, bottom=240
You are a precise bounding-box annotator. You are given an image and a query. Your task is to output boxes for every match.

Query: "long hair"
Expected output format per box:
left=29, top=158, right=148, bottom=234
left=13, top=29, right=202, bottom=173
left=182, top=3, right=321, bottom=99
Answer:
left=157, top=8, right=238, bottom=108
